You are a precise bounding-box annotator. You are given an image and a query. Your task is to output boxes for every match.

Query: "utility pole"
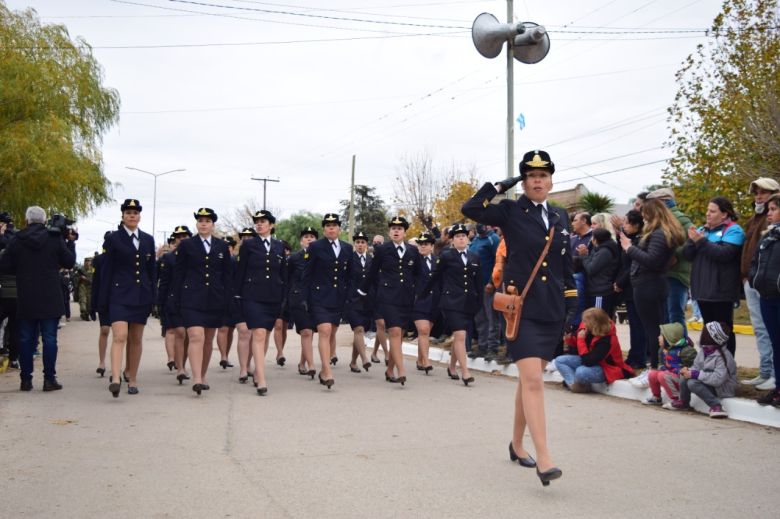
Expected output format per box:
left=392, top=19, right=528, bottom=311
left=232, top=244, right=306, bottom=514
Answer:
left=506, top=0, right=514, bottom=184
left=348, top=155, right=356, bottom=241
left=250, top=177, right=280, bottom=210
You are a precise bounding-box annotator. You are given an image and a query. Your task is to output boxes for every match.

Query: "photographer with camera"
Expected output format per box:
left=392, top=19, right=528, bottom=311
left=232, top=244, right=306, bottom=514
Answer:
left=0, top=206, right=76, bottom=391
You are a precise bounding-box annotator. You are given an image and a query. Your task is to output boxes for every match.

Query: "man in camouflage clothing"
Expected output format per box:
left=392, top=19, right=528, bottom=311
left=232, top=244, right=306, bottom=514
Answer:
left=77, top=257, right=94, bottom=321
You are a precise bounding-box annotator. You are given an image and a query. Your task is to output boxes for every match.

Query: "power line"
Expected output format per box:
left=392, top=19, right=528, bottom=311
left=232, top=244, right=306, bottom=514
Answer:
left=556, top=158, right=670, bottom=184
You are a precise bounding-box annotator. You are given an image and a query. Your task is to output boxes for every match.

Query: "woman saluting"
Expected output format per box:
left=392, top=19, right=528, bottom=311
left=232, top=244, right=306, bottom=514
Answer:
left=462, top=150, right=577, bottom=486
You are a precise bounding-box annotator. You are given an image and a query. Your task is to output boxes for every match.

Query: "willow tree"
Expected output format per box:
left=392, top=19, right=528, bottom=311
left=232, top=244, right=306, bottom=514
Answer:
left=0, top=4, right=120, bottom=222
left=663, top=0, right=780, bottom=222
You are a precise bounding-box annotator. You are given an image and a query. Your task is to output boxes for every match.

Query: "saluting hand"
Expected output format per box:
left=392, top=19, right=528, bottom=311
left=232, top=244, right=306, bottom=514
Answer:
left=494, top=176, right=522, bottom=194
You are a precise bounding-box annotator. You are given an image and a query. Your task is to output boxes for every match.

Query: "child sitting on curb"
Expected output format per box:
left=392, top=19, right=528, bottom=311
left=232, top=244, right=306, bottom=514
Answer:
left=642, top=323, right=696, bottom=406
left=555, top=308, right=634, bottom=392
left=667, top=321, right=738, bottom=418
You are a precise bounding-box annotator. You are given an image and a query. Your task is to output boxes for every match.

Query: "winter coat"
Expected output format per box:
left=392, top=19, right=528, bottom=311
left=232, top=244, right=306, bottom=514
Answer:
left=667, top=204, right=693, bottom=287
left=576, top=239, right=621, bottom=297
left=614, top=232, right=640, bottom=302
left=576, top=321, right=634, bottom=383
left=683, top=221, right=745, bottom=302
left=0, top=223, right=76, bottom=319
left=690, top=346, right=738, bottom=398
left=748, top=224, right=780, bottom=299
left=627, top=229, right=675, bottom=286
left=740, top=210, right=770, bottom=280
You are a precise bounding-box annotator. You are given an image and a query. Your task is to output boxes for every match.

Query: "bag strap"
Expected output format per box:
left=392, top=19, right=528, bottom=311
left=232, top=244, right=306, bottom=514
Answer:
left=519, top=226, right=556, bottom=301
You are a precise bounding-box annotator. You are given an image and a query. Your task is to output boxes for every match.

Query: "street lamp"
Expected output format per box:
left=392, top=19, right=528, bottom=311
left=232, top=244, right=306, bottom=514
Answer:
left=125, top=166, right=186, bottom=240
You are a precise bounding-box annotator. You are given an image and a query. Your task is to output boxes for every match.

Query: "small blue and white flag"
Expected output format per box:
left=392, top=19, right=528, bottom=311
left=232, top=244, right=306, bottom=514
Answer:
left=517, top=113, right=526, bottom=131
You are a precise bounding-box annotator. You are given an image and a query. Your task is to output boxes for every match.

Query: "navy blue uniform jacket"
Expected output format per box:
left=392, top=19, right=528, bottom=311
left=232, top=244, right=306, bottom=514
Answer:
left=462, top=183, right=576, bottom=323
left=360, top=241, right=424, bottom=307
left=424, top=248, right=481, bottom=314
left=286, top=249, right=307, bottom=308
left=301, top=238, right=354, bottom=309
left=156, top=251, right=176, bottom=310
left=235, top=237, right=287, bottom=303
left=97, top=227, right=156, bottom=309
left=172, top=236, right=233, bottom=312
left=348, top=251, right=373, bottom=311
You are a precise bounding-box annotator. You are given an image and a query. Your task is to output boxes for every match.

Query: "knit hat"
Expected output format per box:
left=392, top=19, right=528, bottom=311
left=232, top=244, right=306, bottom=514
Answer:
left=701, top=321, right=730, bottom=347
left=659, top=322, right=684, bottom=346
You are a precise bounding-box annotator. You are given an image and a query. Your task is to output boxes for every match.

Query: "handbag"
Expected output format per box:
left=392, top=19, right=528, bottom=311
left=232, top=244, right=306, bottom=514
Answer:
left=493, top=226, right=556, bottom=341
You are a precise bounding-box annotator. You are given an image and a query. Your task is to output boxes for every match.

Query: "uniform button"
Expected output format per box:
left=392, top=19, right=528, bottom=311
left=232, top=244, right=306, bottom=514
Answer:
left=205, top=282, right=209, bottom=286
left=135, top=271, right=139, bottom=275
left=542, top=261, right=548, bottom=267
left=205, top=255, right=209, bottom=259
left=333, top=284, right=337, bottom=288
left=334, top=268, right=338, bottom=272
left=541, top=276, right=547, bottom=282
left=135, top=254, right=140, bottom=258
left=136, top=280, right=140, bottom=284
left=135, top=262, right=139, bottom=266
left=267, top=276, right=270, bottom=279
left=205, top=273, right=209, bottom=278
left=545, top=236, right=550, bottom=241
left=464, top=289, right=468, bottom=292
left=205, top=265, right=209, bottom=269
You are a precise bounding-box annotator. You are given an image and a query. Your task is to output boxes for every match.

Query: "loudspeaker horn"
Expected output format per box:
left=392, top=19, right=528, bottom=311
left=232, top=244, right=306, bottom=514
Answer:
left=512, top=22, right=550, bottom=64
left=471, top=12, right=517, bottom=59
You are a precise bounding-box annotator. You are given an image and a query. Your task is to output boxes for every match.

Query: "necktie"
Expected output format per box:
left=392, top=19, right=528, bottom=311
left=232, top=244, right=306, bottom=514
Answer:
left=360, top=255, right=365, bottom=267
left=203, top=239, right=210, bottom=253
left=331, top=241, right=339, bottom=257
left=460, top=251, right=467, bottom=266
left=263, top=239, right=270, bottom=251
left=132, top=233, right=139, bottom=250
left=426, top=257, right=431, bottom=269
left=396, top=246, right=403, bottom=258
left=536, top=203, right=548, bottom=228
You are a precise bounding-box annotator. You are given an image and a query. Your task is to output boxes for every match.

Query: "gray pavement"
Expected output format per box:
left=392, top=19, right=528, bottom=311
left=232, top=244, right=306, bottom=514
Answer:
left=1, top=311, right=776, bottom=518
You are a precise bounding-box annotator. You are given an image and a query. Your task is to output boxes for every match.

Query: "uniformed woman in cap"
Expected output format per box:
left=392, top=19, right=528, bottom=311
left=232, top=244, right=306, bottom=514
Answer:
left=462, top=150, right=575, bottom=486
left=157, top=225, right=192, bottom=384
left=301, top=213, right=354, bottom=389
left=97, top=199, right=157, bottom=397
left=359, top=216, right=423, bottom=386
left=234, top=210, right=287, bottom=396
left=172, top=208, right=233, bottom=395
left=346, top=231, right=373, bottom=373
left=412, top=231, right=438, bottom=374
left=91, top=230, right=113, bottom=378
left=234, top=227, right=256, bottom=383
left=423, top=224, right=480, bottom=385
left=216, top=235, right=238, bottom=370
left=287, top=226, right=318, bottom=378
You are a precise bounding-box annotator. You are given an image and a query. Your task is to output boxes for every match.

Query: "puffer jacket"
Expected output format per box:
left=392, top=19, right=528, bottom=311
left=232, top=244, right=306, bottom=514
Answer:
left=576, top=239, right=621, bottom=297
left=627, top=229, right=675, bottom=286
left=748, top=224, right=780, bottom=299
left=690, top=346, right=738, bottom=399
left=683, top=221, right=745, bottom=302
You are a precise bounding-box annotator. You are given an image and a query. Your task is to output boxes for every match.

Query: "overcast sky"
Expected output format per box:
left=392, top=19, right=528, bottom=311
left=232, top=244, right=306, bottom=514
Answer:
left=7, top=0, right=724, bottom=259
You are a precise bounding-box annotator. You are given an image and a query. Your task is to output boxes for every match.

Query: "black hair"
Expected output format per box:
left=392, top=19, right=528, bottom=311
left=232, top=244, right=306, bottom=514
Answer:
left=281, top=240, right=291, bottom=252
left=591, top=228, right=612, bottom=245
left=577, top=212, right=592, bottom=226
left=625, top=209, right=644, bottom=227
left=637, top=191, right=649, bottom=201
left=709, top=196, right=738, bottom=222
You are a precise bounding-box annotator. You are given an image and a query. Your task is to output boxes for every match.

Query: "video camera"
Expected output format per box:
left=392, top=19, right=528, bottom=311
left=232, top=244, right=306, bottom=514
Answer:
left=47, top=214, right=78, bottom=240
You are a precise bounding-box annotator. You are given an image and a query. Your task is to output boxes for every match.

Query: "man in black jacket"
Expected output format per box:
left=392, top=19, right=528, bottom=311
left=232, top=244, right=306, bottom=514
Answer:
left=0, top=206, right=76, bottom=391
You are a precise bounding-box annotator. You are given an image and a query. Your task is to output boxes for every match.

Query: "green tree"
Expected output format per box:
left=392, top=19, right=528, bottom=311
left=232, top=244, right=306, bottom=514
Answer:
left=274, top=211, right=323, bottom=252
left=578, top=192, right=615, bottom=214
left=664, top=0, right=780, bottom=222
left=339, top=184, right=388, bottom=239
left=0, top=5, right=120, bottom=222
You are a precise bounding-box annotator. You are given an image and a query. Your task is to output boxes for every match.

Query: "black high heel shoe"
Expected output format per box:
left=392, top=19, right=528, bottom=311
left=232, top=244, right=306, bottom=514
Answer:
left=363, top=362, right=371, bottom=372
left=108, top=378, right=121, bottom=398
left=424, top=365, right=433, bottom=375
left=276, top=356, right=286, bottom=367
left=416, top=363, right=425, bottom=371
left=370, top=355, right=380, bottom=364
left=192, top=383, right=204, bottom=395
left=319, top=374, right=334, bottom=389
left=397, top=376, right=406, bottom=386
left=122, top=371, right=129, bottom=383
left=349, top=364, right=362, bottom=373
left=508, top=442, right=536, bottom=468
left=96, top=367, right=106, bottom=377
left=219, top=360, right=229, bottom=369
left=298, top=366, right=308, bottom=375
left=536, top=467, right=562, bottom=486
left=238, top=374, right=249, bottom=383
left=177, top=373, right=189, bottom=385
left=167, top=361, right=176, bottom=371
left=446, top=368, right=460, bottom=380
left=463, top=376, right=475, bottom=387
left=330, top=356, right=338, bottom=366
left=257, top=387, right=268, bottom=396
left=385, top=372, right=398, bottom=383
left=307, top=369, right=316, bottom=380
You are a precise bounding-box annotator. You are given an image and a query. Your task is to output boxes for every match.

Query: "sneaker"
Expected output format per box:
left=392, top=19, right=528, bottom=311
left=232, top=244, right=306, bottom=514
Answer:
left=629, top=371, right=649, bottom=389
left=642, top=396, right=663, bottom=406
left=756, top=377, right=776, bottom=391
left=544, top=359, right=558, bottom=373
left=708, top=405, right=728, bottom=419
left=741, top=375, right=769, bottom=386
left=43, top=377, right=63, bottom=392
left=662, top=399, right=688, bottom=410
left=467, top=350, right=483, bottom=359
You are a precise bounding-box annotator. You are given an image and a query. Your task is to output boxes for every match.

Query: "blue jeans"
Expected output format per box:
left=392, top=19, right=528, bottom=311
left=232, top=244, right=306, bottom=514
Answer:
left=555, top=355, right=606, bottom=386
left=759, top=297, right=780, bottom=383
left=624, top=300, right=647, bottom=367
left=19, top=318, right=59, bottom=381
left=572, top=272, right=587, bottom=327
left=666, top=277, right=689, bottom=335
left=745, top=281, right=774, bottom=378
left=474, top=291, right=500, bottom=352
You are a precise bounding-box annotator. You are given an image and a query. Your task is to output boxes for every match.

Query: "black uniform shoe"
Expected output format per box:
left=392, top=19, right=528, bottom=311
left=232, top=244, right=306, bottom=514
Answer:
left=20, top=379, right=33, bottom=391
left=467, top=349, right=483, bottom=359
left=43, top=378, right=63, bottom=392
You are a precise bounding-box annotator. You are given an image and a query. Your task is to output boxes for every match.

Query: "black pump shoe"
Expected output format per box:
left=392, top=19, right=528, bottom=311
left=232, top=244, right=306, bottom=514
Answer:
left=330, top=356, right=338, bottom=366
left=192, top=384, right=204, bottom=395
left=319, top=374, right=335, bottom=389
left=536, top=467, right=562, bottom=486
left=385, top=372, right=398, bottom=383
left=96, top=367, right=106, bottom=377
left=122, top=371, right=129, bottom=383
left=109, top=379, right=121, bottom=398
left=257, top=387, right=268, bottom=396
left=446, top=368, right=460, bottom=380
left=238, top=375, right=249, bottom=384
left=508, top=442, right=536, bottom=468
left=307, top=369, right=316, bottom=380
left=276, top=356, right=286, bottom=367
left=363, top=362, right=371, bottom=372
left=167, top=361, right=176, bottom=371
left=416, top=363, right=425, bottom=371
left=177, top=373, right=190, bottom=385
left=349, top=364, right=362, bottom=373
left=298, top=366, right=308, bottom=375
left=463, top=376, right=475, bottom=387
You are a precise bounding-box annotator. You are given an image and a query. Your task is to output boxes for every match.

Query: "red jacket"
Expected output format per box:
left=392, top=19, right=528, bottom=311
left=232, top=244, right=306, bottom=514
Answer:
left=576, top=322, right=634, bottom=383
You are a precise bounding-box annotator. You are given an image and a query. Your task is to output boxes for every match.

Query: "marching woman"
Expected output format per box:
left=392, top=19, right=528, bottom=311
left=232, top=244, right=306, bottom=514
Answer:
left=346, top=231, right=373, bottom=373
left=234, top=227, right=255, bottom=383
left=158, top=225, right=192, bottom=384
left=271, top=240, right=293, bottom=367
left=216, top=235, right=238, bottom=370
left=288, top=226, right=318, bottom=378
left=234, top=210, right=287, bottom=396
left=423, top=224, right=480, bottom=385
left=90, top=231, right=112, bottom=378
left=359, top=216, right=424, bottom=386
left=413, top=231, right=438, bottom=374
left=462, top=150, right=576, bottom=486
left=98, top=199, right=157, bottom=397
left=172, top=208, right=233, bottom=396
left=301, top=213, right=354, bottom=389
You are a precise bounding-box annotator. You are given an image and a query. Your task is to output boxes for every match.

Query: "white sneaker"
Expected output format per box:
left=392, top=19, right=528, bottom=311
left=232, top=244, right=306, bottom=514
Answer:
left=544, top=359, right=558, bottom=373
left=629, top=370, right=649, bottom=388
left=741, top=375, right=769, bottom=386
left=756, top=377, right=776, bottom=391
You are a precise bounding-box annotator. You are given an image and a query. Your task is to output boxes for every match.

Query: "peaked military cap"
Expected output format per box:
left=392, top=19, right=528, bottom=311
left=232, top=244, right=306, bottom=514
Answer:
left=352, top=230, right=369, bottom=242
left=519, top=149, right=555, bottom=179
left=193, top=207, right=218, bottom=222
left=172, top=225, right=192, bottom=237
left=388, top=215, right=409, bottom=230
left=448, top=223, right=469, bottom=238
left=321, top=213, right=342, bottom=227
left=416, top=231, right=436, bottom=244
left=252, top=209, right=276, bottom=224
left=167, top=234, right=176, bottom=244
left=239, top=227, right=257, bottom=237
left=121, top=199, right=142, bottom=212
left=300, top=226, right=319, bottom=239
left=224, top=236, right=237, bottom=247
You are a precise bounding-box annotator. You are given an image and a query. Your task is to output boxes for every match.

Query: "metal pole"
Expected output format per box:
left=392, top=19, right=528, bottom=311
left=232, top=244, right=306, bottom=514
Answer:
left=348, top=155, right=356, bottom=241
left=152, top=176, right=158, bottom=239
left=506, top=0, right=514, bottom=183
left=250, top=177, right=280, bottom=210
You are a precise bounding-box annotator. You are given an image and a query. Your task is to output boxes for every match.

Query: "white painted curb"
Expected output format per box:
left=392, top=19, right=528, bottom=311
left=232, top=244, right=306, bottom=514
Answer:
left=401, top=340, right=780, bottom=428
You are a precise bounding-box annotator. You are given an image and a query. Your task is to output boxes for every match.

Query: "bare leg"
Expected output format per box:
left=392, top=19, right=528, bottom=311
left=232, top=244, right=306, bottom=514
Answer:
left=164, top=330, right=175, bottom=365
left=316, top=323, right=334, bottom=380
left=109, top=321, right=129, bottom=384
left=299, top=329, right=314, bottom=371
left=414, top=319, right=432, bottom=368
left=187, top=326, right=205, bottom=384
left=351, top=326, right=369, bottom=367
left=274, top=319, right=287, bottom=362
left=511, top=376, right=532, bottom=459
left=373, top=319, right=388, bottom=361
left=174, top=327, right=187, bottom=375
left=329, top=325, right=338, bottom=362
left=451, top=330, right=471, bottom=379
left=98, top=325, right=110, bottom=370
left=236, top=322, right=251, bottom=378
left=125, top=323, right=145, bottom=387
left=251, top=328, right=269, bottom=388
left=217, top=326, right=230, bottom=363
left=201, top=327, right=217, bottom=383
left=225, top=327, right=234, bottom=358
left=387, top=327, right=406, bottom=378
left=515, top=357, right=555, bottom=472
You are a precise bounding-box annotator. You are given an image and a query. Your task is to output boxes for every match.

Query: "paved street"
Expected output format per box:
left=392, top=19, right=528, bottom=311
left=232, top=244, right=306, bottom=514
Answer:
left=1, top=312, right=776, bottom=518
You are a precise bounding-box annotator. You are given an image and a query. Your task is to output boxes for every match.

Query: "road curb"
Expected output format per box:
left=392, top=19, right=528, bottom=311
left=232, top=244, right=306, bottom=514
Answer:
left=688, top=321, right=754, bottom=335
